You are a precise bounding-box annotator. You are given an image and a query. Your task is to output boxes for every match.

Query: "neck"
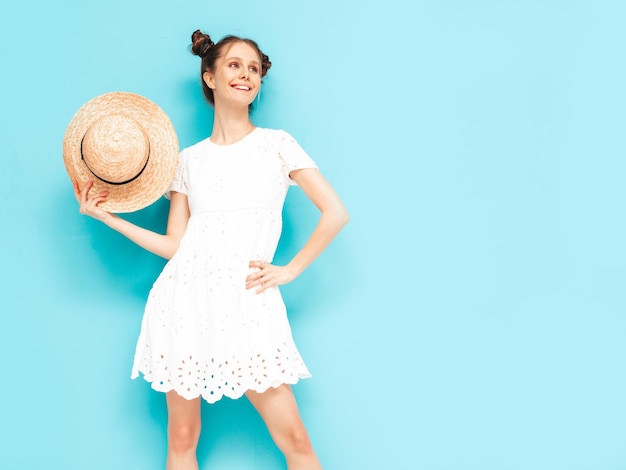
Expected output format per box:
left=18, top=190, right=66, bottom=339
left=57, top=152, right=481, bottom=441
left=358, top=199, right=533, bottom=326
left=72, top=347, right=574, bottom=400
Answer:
left=210, top=104, right=255, bottom=145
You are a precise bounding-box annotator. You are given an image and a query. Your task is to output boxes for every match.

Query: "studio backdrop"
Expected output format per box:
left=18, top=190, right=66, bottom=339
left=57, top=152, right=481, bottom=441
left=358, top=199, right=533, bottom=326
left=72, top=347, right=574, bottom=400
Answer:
left=1, top=1, right=625, bottom=469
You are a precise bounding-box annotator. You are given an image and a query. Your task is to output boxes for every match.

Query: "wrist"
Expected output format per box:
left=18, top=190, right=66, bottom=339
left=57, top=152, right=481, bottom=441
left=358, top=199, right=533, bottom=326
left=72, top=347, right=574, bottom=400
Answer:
left=100, top=212, right=119, bottom=226
left=286, top=262, right=303, bottom=281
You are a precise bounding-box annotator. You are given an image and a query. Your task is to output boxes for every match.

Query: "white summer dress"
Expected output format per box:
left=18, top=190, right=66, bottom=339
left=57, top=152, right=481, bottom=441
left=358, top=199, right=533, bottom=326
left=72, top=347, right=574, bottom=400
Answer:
left=131, top=127, right=317, bottom=403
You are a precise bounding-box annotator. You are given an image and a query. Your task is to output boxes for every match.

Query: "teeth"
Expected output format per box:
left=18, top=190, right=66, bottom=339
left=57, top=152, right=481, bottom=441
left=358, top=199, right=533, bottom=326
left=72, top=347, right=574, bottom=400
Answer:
left=234, top=85, right=250, bottom=90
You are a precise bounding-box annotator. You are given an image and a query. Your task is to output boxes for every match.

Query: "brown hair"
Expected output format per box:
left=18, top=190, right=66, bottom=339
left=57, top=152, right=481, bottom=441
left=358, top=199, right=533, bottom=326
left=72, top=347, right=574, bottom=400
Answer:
left=190, top=30, right=272, bottom=107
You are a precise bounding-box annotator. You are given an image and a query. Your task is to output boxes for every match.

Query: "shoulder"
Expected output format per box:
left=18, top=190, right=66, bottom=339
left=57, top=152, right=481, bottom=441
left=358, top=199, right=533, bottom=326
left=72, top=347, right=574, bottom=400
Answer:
left=254, top=127, right=294, bottom=143
left=180, top=136, right=212, bottom=159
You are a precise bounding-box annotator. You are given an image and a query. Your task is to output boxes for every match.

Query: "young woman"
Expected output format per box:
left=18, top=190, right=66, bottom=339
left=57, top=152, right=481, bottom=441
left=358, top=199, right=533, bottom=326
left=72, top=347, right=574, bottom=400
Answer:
left=73, top=30, right=349, bottom=469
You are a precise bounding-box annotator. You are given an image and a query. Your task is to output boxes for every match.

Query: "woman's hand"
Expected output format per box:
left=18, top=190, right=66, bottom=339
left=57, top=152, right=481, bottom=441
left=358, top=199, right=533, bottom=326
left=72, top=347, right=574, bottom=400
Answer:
left=73, top=180, right=113, bottom=223
left=246, top=261, right=297, bottom=294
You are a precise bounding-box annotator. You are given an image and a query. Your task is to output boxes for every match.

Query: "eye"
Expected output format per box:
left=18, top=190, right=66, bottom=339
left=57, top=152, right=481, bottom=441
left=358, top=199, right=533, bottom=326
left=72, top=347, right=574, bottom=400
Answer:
left=249, top=66, right=259, bottom=74
left=229, top=62, right=239, bottom=68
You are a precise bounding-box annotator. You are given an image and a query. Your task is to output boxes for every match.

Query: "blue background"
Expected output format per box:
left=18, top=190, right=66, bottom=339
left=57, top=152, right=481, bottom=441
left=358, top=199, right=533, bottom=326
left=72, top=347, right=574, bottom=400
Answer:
left=1, top=1, right=625, bottom=469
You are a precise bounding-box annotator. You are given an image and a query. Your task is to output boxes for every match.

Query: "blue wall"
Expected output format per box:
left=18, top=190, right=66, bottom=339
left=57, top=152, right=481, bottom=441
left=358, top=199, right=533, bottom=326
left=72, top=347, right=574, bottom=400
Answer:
left=2, top=1, right=626, bottom=469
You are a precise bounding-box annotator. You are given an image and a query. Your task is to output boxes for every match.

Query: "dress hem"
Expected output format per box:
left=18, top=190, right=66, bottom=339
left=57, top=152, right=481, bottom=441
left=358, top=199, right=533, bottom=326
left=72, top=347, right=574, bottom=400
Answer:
left=131, top=369, right=312, bottom=404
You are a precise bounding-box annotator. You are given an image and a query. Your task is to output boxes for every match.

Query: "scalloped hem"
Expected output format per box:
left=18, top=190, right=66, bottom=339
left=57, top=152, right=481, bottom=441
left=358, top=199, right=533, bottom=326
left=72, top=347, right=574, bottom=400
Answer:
left=131, top=370, right=312, bottom=404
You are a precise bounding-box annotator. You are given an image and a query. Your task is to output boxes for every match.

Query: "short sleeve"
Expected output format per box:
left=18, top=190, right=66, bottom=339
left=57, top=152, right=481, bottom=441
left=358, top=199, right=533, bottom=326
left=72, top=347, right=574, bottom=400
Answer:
left=165, top=151, right=188, bottom=199
left=277, top=130, right=318, bottom=186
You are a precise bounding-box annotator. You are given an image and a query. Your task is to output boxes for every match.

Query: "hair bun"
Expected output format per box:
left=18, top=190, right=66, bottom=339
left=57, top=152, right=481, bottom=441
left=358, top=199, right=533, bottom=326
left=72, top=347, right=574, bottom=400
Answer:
left=191, top=29, right=214, bottom=58
left=261, top=53, right=272, bottom=77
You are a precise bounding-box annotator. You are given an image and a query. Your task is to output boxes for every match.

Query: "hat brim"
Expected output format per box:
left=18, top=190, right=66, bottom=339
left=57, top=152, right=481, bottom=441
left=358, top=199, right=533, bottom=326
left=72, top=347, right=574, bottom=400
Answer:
left=63, top=91, right=179, bottom=213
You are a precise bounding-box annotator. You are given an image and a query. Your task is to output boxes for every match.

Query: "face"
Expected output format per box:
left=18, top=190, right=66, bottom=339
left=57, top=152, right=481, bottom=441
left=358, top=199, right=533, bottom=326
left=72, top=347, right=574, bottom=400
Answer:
left=203, top=42, right=262, bottom=108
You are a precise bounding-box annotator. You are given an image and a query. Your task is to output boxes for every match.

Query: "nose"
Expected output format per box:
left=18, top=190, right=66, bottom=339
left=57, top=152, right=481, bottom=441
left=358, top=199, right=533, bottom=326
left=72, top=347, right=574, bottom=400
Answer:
left=240, top=68, right=249, bottom=79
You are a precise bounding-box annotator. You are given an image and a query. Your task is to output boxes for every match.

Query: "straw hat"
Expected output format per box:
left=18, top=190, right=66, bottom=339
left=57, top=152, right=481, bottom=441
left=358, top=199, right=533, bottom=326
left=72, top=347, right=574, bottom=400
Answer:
left=63, top=91, right=179, bottom=213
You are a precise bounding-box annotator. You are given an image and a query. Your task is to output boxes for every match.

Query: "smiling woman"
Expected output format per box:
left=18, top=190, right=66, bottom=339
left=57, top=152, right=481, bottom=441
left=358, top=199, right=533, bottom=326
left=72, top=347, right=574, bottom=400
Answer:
left=72, top=29, right=349, bottom=470
left=206, top=48, right=260, bottom=91
left=191, top=30, right=271, bottom=114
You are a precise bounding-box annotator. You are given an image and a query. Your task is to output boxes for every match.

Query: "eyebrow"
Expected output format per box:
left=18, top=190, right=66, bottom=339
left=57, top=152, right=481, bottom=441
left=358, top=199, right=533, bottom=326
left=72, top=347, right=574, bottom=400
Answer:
left=225, top=56, right=260, bottom=66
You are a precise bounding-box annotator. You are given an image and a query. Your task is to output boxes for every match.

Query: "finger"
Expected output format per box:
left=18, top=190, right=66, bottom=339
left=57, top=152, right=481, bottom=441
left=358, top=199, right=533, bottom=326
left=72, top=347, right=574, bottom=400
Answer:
left=82, top=192, right=108, bottom=211
left=247, top=269, right=271, bottom=288
left=255, top=279, right=269, bottom=294
left=91, top=194, right=108, bottom=205
left=245, top=270, right=261, bottom=283
left=246, top=276, right=264, bottom=290
left=249, top=260, right=266, bottom=270
left=73, top=180, right=88, bottom=201
left=73, top=183, right=81, bottom=201
left=80, top=180, right=93, bottom=202
left=84, top=191, right=105, bottom=205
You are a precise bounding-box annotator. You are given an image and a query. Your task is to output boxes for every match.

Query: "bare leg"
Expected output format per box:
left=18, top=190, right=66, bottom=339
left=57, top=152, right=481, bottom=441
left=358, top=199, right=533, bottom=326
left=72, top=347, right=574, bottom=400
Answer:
left=246, top=384, right=322, bottom=470
left=165, top=391, right=201, bottom=470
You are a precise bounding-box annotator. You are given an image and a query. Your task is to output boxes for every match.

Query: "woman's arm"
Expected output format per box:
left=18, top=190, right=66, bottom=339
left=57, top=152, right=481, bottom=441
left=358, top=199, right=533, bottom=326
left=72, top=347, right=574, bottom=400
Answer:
left=246, top=168, right=349, bottom=292
left=74, top=180, right=190, bottom=260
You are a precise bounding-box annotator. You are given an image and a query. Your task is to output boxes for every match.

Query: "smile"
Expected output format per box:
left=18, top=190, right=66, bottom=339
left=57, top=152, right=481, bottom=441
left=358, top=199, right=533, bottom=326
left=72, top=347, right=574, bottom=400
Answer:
left=232, top=85, right=251, bottom=91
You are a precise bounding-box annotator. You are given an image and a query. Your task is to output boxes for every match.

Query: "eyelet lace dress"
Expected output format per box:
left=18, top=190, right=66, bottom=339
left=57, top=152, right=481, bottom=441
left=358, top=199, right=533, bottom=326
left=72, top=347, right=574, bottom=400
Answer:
left=131, top=128, right=317, bottom=403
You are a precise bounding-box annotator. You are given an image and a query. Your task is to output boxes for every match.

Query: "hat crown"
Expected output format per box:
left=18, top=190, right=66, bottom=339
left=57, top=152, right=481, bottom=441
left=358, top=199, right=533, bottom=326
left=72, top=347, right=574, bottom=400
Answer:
left=81, top=114, right=150, bottom=184
left=63, top=91, right=179, bottom=213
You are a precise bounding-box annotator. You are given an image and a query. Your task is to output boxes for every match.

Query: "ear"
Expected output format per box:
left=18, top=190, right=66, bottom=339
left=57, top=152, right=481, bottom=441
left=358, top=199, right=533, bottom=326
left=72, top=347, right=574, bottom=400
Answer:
left=203, top=71, right=216, bottom=90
